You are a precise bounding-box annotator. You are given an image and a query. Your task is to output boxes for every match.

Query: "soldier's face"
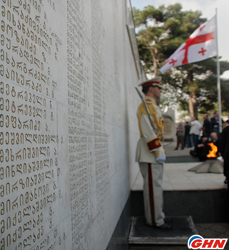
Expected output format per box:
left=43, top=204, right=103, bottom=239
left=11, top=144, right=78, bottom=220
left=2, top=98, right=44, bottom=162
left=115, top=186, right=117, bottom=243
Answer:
left=152, top=86, right=162, bottom=99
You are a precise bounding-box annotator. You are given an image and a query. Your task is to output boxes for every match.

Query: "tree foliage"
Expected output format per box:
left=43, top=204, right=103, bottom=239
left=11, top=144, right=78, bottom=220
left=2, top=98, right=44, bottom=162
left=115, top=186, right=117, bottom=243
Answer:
left=133, top=4, right=229, bottom=117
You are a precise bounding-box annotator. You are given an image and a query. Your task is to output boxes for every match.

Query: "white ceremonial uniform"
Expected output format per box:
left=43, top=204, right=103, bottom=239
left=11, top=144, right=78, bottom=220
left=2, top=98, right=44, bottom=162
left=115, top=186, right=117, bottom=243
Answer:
left=135, top=96, right=165, bottom=227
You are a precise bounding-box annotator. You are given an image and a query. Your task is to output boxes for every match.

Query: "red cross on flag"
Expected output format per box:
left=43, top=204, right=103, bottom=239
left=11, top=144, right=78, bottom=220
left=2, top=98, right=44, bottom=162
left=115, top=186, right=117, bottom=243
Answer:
left=160, top=15, right=217, bottom=74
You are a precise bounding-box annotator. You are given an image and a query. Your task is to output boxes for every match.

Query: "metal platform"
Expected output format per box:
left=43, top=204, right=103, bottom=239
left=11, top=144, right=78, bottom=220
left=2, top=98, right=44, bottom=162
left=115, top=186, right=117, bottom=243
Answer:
left=129, top=216, right=198, bottom=245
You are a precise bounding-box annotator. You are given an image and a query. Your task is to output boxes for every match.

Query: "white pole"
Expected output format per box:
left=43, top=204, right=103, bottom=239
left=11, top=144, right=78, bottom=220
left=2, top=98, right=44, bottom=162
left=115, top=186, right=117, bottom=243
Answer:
left=216, top=8, right=222, bottom=133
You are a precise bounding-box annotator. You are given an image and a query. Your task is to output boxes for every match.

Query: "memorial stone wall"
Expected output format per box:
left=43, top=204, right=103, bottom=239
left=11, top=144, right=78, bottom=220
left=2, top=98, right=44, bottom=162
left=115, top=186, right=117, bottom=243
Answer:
left=0, top=0, right=144, bottom=249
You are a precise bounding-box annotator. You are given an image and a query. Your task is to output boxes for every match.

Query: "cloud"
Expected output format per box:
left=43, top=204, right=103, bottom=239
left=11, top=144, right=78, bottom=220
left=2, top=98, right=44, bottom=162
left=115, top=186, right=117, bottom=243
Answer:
left=221, top=70, right=229, bottom=80
left=203, top=0, right=229, bottom=61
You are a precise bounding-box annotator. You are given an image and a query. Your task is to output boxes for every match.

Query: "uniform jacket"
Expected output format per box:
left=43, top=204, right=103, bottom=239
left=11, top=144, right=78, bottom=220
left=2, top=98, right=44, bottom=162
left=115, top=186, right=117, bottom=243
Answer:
left=135, top=96, right=165, bottom=163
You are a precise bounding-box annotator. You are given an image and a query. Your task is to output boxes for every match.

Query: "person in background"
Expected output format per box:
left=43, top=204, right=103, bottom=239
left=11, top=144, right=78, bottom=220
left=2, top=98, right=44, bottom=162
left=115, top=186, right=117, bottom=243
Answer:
left=184, top=121, right=192, bottom=148
left=210, top=111, right=224, bottom=136
left=196, top=136, right=211, bottom=161
left=225, top=115, right=229, bottom=124
left=209, top=132, right=220, bottom=157
left=190, top=117, right=202, bottom=148
left=210, top=132, right=218, bottom=144
left=174, top=121, right=185, bottom=150
left=202, top=114, right=211, bottom=138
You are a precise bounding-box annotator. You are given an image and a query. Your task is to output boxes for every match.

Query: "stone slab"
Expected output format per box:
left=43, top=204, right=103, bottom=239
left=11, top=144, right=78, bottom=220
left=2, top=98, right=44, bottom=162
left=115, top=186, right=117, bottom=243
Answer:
left=166, top=156, right=199, bottom=163
left=0, top=0, right=143, bottom=249
left=163, top=107, right=176, bottom=142
left=129, top=216, right=198, bottom=245
left=188, top=159, right=224, bottom=173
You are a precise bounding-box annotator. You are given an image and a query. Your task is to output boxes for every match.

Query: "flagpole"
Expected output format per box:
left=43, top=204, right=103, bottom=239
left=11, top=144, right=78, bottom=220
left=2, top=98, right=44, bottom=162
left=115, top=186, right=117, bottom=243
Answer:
left=216, top=8, right=222, bottom=133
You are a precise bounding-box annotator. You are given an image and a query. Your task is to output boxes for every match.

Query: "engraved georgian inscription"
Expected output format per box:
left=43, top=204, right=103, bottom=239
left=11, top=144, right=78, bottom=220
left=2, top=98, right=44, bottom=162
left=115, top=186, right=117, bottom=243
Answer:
left=0, top=1, right=68, bottom=249
left=67, top=1, right=94, bottom=249
left=0, top=0, right=141, bottom=249
left=91, top=0, right=110, bottom=239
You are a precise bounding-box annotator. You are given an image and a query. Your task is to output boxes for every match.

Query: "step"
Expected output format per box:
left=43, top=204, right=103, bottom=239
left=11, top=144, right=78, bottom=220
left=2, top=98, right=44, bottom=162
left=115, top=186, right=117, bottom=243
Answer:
left=166, top=155, right=199, bottom=163
left=129, top=216, right=197, bottom=246
left=131, top=189, right=229, bottom=224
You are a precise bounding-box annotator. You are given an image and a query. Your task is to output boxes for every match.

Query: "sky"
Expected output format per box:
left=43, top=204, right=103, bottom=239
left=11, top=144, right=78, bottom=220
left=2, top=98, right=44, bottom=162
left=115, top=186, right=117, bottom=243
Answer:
left=130, top=0, right=229, bottom=78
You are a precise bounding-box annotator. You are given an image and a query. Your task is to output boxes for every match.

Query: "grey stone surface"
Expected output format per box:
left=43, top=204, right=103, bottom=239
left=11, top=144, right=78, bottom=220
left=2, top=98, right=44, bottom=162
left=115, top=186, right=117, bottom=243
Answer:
left=188, top=159, right=224, bottom=173
left=131, top=189, right=229, bottom=224
left=163, top=108, right=176, bottom=142
left=0, top=0, right=143, bottom=249
left=195, top=223, right=229, bottom=238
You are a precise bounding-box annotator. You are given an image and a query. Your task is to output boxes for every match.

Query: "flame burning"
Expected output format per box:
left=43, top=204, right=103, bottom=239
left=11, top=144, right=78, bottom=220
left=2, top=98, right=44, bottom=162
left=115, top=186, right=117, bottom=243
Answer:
left=207, top=143, right=218, bottom=158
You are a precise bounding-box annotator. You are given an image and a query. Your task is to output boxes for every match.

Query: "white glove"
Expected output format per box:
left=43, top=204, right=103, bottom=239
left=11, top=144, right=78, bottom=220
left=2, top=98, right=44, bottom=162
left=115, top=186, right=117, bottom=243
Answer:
left=156, top=154, right=166, bottom=164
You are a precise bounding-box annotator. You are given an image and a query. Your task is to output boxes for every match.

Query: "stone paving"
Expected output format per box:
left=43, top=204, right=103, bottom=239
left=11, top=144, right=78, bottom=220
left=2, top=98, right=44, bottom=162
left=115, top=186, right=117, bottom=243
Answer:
left=195, top=223, right=229, bottom=238
left=132, top=162, right=227, bottom=191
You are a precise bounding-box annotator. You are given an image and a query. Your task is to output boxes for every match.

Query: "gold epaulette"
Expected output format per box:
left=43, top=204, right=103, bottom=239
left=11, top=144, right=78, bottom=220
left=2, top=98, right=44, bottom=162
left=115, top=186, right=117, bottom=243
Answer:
left=138, top=101, right=164, bottom=138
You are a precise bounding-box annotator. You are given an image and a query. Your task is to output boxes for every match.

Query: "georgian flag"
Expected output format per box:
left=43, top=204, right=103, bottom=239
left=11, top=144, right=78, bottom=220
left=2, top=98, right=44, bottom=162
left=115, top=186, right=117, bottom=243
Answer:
left=160, top=15, right=217, bottom=74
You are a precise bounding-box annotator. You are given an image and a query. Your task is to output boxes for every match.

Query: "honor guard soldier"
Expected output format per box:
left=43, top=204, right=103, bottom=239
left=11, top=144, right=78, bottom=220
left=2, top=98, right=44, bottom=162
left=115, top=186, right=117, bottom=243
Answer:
left=135, top=76, right=172, bottom=229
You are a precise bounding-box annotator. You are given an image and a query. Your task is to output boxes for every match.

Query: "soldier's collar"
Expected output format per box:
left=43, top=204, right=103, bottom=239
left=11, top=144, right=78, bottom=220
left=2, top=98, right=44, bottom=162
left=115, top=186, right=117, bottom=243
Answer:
left=145, top=96, right=156, bottom=104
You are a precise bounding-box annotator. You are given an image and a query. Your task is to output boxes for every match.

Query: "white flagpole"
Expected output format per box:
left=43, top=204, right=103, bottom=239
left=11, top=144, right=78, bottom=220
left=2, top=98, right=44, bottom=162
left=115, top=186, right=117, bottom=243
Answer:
left=216, top=8, right=222, bottom=133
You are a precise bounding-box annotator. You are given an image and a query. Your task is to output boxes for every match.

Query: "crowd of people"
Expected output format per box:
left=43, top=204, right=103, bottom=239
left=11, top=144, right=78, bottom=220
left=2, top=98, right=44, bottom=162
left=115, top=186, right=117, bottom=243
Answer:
left=175, top=113, right=229, bottom=186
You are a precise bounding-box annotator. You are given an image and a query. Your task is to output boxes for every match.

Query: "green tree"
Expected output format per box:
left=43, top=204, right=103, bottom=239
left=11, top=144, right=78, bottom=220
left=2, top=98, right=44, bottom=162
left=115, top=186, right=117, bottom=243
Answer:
left=133, top=4, right=229, bottom=117
left=163, top=59, right=229, bottom=118
left=133, top=4, right=205, bottom=74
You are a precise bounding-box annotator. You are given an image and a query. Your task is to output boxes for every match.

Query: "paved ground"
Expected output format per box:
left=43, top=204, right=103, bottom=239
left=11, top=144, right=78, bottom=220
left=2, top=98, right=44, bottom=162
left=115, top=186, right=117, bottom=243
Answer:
left=164, top=141, right=194, bottom=157
left=132, top=162, right=227, bottom=191
left=130, top=141, right=229, bottom=249
left=132, top=141, right=227, bottom=191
